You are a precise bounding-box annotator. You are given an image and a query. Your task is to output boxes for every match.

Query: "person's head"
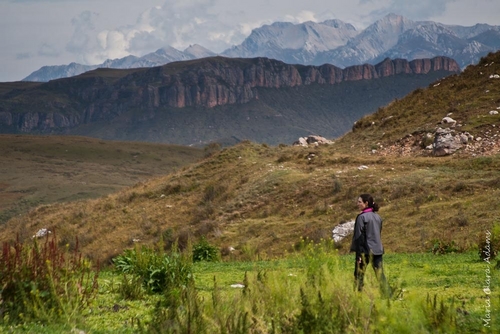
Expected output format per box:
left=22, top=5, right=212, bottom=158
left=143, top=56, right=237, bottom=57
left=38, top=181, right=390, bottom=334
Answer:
left=357, top=194, right=379, bottom=212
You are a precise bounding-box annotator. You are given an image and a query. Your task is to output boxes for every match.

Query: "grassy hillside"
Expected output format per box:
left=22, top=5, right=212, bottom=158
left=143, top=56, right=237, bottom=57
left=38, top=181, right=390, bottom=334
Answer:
left=1, top=52, right=499, bottom=264
left=0, top=135, right=204, bottom=224
left=339, top=52, right=500, bottom=155
left=1, top=140, right=498, bottom=263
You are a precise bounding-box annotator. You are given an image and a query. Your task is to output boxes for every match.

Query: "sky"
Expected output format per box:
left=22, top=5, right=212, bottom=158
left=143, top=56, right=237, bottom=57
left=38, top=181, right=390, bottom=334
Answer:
left=1, top=0, right=499, bottom=82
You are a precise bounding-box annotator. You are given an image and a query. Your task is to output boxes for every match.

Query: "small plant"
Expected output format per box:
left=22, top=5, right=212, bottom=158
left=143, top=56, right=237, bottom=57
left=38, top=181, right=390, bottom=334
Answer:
left=430, top=239, right=460, bottom=254
left=332, top=178, right=342, bottom=194
left=422, top=293, right=457, bottom=332
left=192, top=237, right=219, bottom=263
left=118, top=274, right=145, bottom=300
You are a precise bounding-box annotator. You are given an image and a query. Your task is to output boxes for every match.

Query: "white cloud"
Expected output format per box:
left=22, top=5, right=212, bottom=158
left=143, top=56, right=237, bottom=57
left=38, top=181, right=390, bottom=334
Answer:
left=284, top=11, right=318, bottom=24
left=65, top=10, right=98, bottom=56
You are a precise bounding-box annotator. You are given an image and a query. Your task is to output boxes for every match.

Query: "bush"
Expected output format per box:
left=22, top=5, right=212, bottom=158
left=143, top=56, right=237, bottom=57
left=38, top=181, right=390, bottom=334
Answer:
left=430, top=239, right=460, bottom=254
left=192, top=237, right=219, bottom=263
left=113, top=246, right=192, bottom=294
left=0, top=233, right=99, bottom=324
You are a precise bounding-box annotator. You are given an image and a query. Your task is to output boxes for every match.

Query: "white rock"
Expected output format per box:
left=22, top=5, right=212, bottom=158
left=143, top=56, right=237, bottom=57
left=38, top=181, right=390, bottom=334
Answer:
left=230, top=284, right=245, bottom=288
left=332, top=220, right=355, bottom=242
left=357, top=165, right=369, bottom=170
left=441, top=117, right=457, bottom=126
left=32, top=228, right=51, bottom=239
left=489, top=110, right=499, bottom=115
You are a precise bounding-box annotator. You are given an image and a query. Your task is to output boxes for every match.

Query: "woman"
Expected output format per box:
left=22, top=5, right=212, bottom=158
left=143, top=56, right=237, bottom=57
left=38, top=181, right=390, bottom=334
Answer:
left=350, top=194, right=388, bottom=295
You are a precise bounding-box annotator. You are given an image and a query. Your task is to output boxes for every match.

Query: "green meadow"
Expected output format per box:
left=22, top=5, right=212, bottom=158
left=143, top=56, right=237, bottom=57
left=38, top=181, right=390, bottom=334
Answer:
left=1, top=237, right=497, bottom=333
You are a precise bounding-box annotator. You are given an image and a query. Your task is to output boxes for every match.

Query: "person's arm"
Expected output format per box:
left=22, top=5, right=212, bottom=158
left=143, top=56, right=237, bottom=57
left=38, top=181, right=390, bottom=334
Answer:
left=352, top=215, right=366, bottom=254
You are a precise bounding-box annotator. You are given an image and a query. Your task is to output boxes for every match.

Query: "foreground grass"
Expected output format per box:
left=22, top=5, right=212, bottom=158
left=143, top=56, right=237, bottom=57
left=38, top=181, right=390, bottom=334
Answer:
left=2, top=250, right=497, bottom=333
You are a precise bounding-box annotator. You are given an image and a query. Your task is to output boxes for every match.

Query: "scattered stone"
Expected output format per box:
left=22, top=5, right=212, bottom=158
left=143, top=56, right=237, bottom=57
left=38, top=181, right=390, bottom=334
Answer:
left=459, top=133, right=469, bottom=144
left=489, top=110, right=499, bottom=115
left=295, top=137, right=308, bottom=147
left=230, top=283, right=245, bottom=288
left=32, top=228, right=51, bottom=239
left=441, top=116, right=457, bottom=127
left=489, top=74, right=500, bottom=79
left=357, top=165, right=369, bottom=170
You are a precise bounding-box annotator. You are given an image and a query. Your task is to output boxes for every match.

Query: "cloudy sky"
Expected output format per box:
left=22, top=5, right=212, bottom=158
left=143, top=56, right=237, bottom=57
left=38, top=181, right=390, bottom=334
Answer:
left=1, top=0, right=499, bottom=82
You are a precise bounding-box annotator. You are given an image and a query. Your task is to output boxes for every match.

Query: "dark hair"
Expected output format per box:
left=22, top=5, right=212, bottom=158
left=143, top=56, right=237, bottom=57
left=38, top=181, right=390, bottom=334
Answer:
left=359, top=193, right=379, bottom=212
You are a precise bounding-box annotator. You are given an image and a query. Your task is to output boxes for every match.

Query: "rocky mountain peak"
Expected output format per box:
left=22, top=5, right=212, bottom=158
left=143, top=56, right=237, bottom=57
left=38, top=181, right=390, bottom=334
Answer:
left=21, top=14, right=500, bottom=82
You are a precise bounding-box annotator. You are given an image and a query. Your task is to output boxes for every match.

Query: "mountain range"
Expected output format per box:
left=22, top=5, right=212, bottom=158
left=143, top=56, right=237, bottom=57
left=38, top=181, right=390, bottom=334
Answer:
left=1, top=56, right=459, bottom=146
left=23, top=13, right=500, bottom=82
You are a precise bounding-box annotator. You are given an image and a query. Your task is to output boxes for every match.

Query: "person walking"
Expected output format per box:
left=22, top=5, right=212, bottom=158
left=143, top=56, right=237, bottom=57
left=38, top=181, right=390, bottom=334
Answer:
left=350, top=194, right=389, bottom=295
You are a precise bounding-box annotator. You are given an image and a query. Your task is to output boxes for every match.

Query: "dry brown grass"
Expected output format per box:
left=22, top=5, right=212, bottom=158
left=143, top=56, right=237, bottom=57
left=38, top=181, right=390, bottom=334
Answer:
left=2, top=140, right=499, bottom=264
left=0, top=134, right=204, bottom=224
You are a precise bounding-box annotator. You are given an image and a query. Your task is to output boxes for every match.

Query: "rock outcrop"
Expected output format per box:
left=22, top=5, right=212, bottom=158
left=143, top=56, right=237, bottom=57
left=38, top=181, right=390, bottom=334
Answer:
left=293, top=135, right=333, bottom=147
left=432, top=127, right=464, bottom=156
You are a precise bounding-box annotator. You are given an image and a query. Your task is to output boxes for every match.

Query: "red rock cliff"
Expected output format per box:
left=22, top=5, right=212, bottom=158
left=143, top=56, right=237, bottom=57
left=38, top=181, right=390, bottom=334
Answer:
left=137, top=56, right=460, bottom=108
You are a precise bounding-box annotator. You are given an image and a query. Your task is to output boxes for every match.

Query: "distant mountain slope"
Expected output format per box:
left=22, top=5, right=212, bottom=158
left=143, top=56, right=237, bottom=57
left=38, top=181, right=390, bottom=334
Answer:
left=222, top=20, right=359, bottom=63
left=23, top=45, right=216, bottom=82
left=2, top=56, right=459, bottom=146
left=21, top=14, right=500, bottom=82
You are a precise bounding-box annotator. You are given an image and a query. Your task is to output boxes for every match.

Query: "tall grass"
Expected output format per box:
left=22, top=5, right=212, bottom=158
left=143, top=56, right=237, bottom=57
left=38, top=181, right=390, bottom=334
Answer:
left=0, top=232, right=99, bottom=325
left=143, top=241, right=465, bottom=333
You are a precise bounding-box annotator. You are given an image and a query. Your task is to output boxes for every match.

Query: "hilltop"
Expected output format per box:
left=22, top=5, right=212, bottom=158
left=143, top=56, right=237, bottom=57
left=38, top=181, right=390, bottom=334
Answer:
left=1, top=52, right=499, bottom=263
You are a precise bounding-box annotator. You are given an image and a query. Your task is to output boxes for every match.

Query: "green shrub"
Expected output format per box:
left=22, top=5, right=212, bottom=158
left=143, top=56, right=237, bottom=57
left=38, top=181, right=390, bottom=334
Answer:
left=113, top=246, right=192, bottom=294
left=192, top=237, right=219, bottom=263
left=430, top=239, right=460, bottom=254
left=0, top=233, right=99, bottom=324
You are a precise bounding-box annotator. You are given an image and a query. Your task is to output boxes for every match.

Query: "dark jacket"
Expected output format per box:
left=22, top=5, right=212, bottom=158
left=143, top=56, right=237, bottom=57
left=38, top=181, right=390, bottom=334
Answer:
left=350, top=208, right=384, bottom=255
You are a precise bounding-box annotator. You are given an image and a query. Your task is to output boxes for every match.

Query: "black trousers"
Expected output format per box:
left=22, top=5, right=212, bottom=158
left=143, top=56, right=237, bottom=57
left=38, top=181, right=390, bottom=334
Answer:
left=354, top=253, right=389, bottom=295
